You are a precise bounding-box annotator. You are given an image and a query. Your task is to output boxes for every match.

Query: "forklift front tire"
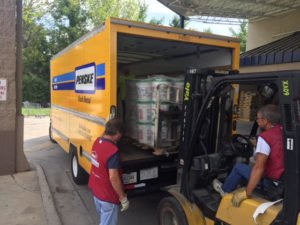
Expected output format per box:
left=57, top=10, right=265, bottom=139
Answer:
left=158, top=196, right=188, bottom=225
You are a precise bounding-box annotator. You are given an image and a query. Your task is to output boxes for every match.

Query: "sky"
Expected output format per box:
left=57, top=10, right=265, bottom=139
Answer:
left=144, top=0, right=240, bottom=36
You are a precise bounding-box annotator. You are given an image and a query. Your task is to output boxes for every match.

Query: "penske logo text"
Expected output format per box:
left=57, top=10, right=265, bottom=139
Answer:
left=76, top=73, right=94, bottom=84
left=75, top=63, right=96, bottom=93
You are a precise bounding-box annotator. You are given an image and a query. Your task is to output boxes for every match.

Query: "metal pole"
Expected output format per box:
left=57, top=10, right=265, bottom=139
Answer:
left=180, top=15, right=185, bottom=29
left=16, top=0, right=22, bottom=114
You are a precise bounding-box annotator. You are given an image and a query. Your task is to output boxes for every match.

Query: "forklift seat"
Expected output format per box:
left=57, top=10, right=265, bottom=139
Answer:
left=189, top=153, right=221, bottom=188
left=261, top=177, right=284, bottom=201
left=189, top=153, right=230, bottom=189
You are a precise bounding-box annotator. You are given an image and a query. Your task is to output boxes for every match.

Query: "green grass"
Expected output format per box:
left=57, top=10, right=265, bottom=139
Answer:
left=22, top=107, right=50, bottom=116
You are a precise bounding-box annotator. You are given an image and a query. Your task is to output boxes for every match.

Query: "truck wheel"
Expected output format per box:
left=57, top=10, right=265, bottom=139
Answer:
left=71, top=149, right=89, bottom=185
left=158, top=196, right=188, bottom=225
left=49, top=123, right=57, bottom=143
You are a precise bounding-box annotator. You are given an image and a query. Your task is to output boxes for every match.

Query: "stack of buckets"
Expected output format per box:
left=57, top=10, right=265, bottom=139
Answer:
left=125, top=75, right=184, bottom=147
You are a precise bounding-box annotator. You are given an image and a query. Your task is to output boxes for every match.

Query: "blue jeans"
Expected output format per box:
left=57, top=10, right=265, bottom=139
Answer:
left=222, top=162, right=271, bottom=193
left=94, top=196, right=119, bottom=225
left=222, top=163, right=251, bottom=193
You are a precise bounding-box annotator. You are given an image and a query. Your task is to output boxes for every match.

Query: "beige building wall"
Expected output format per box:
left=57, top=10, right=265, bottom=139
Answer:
left=247, top=8, right=300, bottom=51
left=0, top=0, right=29, bottom=175
left=240, top=62, right=300, bottom=73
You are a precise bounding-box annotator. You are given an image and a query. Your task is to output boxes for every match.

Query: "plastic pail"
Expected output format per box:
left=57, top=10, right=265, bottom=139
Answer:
left=172, top=78, right=184, bottom=104
left=137, top=122, right=155, bottom=146
left=136, top=101, right=155, bottom=123
left=152, top=76, right=172, bottom=102
left=136, top=79, right=152, bottom=101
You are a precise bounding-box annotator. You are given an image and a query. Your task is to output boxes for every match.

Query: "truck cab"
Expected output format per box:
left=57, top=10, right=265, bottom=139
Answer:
left=158, top=70, right=300, bottom=225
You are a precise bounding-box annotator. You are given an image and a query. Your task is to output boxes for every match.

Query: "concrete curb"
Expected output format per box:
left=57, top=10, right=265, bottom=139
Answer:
left=33, top=162, right=63, bottom=225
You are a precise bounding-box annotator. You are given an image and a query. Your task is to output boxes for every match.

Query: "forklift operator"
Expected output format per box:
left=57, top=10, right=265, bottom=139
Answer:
left=213, top=104, right=284, bottom=207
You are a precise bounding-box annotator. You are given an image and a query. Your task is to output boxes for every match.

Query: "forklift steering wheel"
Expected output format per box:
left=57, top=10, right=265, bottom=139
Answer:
left=230, top=134, right=254, bottom=158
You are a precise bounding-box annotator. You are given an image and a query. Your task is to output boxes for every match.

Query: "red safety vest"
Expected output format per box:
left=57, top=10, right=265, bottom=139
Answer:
left=259, top=125, right=284, bottom=180
left=88, top=137, right=122, bottom=204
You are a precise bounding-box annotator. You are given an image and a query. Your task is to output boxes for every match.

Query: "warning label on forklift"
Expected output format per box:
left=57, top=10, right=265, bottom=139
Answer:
left=287, top=138, right=294, bottom=150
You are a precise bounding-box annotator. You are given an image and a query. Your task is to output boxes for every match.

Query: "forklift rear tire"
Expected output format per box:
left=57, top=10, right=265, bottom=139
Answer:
left=158, top=196, right=188, bottom=225
left=70, top=148, right=89, bottom=185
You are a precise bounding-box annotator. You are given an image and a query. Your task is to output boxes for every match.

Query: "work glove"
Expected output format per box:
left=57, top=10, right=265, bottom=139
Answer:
left=232, top=188, right=248, bottom=207
left=120, top=196, right=130, bottom=212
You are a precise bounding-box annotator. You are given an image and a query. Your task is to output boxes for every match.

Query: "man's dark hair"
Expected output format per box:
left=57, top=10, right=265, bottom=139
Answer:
left=258, top=104, right=281, bottom=125
left=104, top=118, right=125, bottom=135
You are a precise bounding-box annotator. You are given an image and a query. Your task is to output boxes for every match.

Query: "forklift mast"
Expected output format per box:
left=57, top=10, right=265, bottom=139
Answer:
left=275, top=74, right=300, bottom=225
left=179, top=68, right=208, bottom=167
left=179, top=68, right=238, bottom=197
left=179, top=68, right=238, bottom=167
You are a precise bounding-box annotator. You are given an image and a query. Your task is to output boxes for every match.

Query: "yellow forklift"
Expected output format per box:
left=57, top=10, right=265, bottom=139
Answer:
left=158, top=69, right=300, bottom=225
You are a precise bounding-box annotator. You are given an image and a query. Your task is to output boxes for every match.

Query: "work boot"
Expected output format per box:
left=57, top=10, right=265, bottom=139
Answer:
left=213, top=179, right=225, bottom=196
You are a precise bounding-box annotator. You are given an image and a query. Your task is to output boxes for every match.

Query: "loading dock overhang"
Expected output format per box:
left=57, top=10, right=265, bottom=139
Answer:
left=158, top=0, right=300, bottom=25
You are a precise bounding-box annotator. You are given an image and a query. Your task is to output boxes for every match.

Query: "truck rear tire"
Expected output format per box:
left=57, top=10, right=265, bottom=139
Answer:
left=71, top=149, right=89, bottom=185
left=49, top=123, right=57, bottom=143
left=158, top=196, right=188, bottom=225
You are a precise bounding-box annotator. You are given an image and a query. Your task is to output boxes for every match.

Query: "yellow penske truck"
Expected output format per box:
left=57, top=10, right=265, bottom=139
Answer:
left=50, top=17, right=240, bottom=194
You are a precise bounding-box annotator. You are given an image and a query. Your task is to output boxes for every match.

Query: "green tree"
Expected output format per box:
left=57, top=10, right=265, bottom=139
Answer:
left=229, top=21, right=248, bottom=53
left=149, top=17, right=164, bottom=25
left=87, top=0, right=148, bottom=26
left=169, top=15, right=188, bottom=28
left=48, top=0, right=90, bottom=55
left=202, top=27, right=213, bottom=34
left=23, top=75, right=50, bottom=104
left=136, top=1, right=148, bottom=22
left=23, top=0, right=51, bottom=104
left=22, top=0, right=148, bottom=104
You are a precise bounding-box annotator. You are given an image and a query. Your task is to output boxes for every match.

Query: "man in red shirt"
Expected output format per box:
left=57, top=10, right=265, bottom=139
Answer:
left=213, top=104, right=284, bottom=207
left=88, top=118, right=129, bottom=225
